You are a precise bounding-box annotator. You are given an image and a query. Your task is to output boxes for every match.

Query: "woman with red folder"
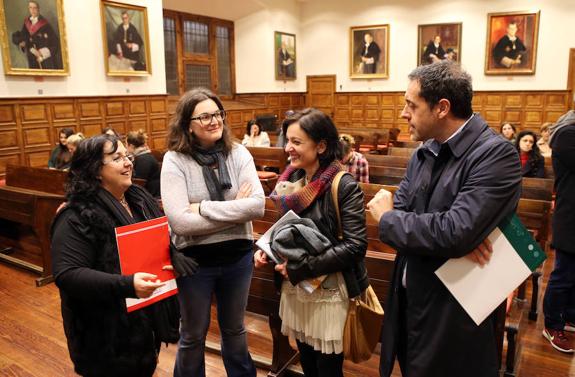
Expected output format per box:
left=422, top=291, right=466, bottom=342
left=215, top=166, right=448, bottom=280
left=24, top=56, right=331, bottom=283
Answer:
left=51, top=134, right=196, bottom=377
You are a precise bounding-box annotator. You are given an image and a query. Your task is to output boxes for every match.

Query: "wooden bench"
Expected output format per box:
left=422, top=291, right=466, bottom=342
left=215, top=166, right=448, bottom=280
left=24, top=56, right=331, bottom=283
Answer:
left=0, top=165, right=67, bottom=286
left=364, top=155, right=409, bottom=186
left=387, top=146, right=418, bottom=157
left=246, top=147, right=289, bottom=195
left=521, top=177, right=554, bottom=201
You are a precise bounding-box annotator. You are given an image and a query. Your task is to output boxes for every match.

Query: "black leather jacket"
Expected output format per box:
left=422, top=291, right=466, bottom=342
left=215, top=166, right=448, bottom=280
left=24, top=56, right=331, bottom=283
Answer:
left=285, top=173, right=369, bottom=298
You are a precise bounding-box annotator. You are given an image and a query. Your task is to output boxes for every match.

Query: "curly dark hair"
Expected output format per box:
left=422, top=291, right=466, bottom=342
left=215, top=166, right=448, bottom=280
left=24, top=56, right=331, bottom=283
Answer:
left=282, top=108, right=343, bottom=167
left=66, top=134, right=119, bottom=205
left=166, top=88, right=233, bottom=156
left=515, top=130, right=544, bottom=172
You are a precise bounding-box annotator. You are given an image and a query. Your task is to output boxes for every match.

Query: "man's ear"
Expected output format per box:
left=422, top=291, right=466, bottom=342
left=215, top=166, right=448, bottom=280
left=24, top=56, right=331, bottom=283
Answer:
left=436, top=98, right=451, bottom=119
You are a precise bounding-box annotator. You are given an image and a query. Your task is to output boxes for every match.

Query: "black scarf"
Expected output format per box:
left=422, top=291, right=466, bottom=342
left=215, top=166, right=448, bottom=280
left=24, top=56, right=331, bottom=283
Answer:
left=190, top=142, right=232, bottom=201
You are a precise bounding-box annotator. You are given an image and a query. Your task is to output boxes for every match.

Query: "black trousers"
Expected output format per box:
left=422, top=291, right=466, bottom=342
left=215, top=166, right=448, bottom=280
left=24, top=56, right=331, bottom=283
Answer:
left=296, top=340, right=344, bottom=377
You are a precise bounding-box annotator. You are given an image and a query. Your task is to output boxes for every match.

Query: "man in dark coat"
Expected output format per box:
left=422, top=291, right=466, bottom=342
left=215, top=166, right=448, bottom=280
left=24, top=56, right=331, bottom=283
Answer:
left=360, top=32, right=381, bottom=74
left=541, top=110, right=575, bottom=353
left=368, top=61, right=522, bottom=377
left=492, top=22, right=527, bottom=68
left=112, top=11, right=145, bottom=70
left=12, top=1, right=62, bottom=70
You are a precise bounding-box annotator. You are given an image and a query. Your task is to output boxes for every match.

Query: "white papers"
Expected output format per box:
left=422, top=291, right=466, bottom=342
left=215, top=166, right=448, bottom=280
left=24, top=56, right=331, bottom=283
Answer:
left=435, top=227, right=532, bottom=325
left=255, top=210, right=299, bottom=264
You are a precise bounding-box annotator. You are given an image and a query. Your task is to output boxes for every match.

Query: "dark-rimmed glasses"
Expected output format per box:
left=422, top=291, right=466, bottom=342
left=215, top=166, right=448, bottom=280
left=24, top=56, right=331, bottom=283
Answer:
left=190, top=110, right=226, bottom=127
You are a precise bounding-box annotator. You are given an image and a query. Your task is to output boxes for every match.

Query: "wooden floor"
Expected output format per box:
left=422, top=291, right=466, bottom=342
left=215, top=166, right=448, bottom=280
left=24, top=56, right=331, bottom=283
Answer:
left=0, top=255, right=573, bottom=377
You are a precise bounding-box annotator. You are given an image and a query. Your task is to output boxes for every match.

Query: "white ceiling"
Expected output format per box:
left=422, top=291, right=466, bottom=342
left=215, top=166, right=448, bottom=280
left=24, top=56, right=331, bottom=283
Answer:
left=162, top=0, right=266, bottom=21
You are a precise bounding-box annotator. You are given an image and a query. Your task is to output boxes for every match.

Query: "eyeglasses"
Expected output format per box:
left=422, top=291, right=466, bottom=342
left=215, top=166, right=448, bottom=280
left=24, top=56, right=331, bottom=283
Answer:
left=190, top=110, right=226, bottom=127
left=103, top=153, right=134, bottom=165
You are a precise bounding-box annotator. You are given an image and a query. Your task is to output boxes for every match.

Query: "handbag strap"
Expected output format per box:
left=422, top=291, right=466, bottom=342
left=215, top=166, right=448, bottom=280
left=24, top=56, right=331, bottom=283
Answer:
left=330, top=171, right=346, bottom=241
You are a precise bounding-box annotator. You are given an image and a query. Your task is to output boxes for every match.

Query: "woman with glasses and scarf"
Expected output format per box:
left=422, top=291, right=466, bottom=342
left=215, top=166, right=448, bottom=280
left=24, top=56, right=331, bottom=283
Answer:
left=161, top=88, right=265, bottom=377
left=51, top=134, right=197, bottom=377
left=254, top=108, right=368, bottom=377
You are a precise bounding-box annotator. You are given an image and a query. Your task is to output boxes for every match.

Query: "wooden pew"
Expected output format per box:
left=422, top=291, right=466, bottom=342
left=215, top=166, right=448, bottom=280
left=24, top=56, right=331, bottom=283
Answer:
left=246, top=147, right=289, bottom=195
left=388, top=146, right=418, bottom=157
left=0, top=165, right=67, bottom=286
left=364, top=155, right=409, bottom=186
left=521, top=177, right=554, bottom=201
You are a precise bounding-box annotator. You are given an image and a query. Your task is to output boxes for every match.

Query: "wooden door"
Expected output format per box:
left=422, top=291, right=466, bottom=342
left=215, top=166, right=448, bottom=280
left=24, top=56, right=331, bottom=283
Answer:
left=306, top=75, right=336, bottom=117
left=567, top=48, right=575, bottom=108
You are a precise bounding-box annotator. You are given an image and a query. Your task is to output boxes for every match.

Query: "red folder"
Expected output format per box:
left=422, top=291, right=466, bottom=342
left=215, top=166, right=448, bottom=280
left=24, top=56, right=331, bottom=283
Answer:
left=115, top=216, right=178, bottom=312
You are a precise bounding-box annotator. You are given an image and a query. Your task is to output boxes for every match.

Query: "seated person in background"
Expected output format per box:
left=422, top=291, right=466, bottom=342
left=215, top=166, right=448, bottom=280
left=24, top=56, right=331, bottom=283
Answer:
left=126, top=129, right=160, bottom=197
left=422, top=35, right=446, bottom=64
left=516, top=130, right=545, bottom=178
left=66, top=133, right=85, bottom=157
left=340, top=134, right=369, bottom=183
left=500, top=122, right=517, bottom=144
left=102, top=127, right=120, bottom=138
left=49, top=127, right=74, bottom=170
left=537, top=122, right=552, bottom=157
left=242, top=119, right=270, bottom=147
left=276, top=110, right=295, bottom=148
left=388, top=127, right=401, bottom=147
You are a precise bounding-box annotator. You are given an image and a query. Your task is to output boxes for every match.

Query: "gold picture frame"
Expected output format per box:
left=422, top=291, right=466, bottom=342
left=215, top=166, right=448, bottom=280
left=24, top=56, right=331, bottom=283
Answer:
left=417, top=23, right=462, bottom=66
left=350, top=24, right=389, bottom=79
left=100, top=0, right=151, bottom=76
left=274, top=31, right=296, bottom=81
left=485, top=10, right=540, bottom=75
left=0, top=0, right=69, bottom=76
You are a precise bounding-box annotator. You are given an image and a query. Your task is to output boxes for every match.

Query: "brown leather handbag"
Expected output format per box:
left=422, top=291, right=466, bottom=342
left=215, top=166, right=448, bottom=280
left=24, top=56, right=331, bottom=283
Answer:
left=331, top=171, right=384, bottom=363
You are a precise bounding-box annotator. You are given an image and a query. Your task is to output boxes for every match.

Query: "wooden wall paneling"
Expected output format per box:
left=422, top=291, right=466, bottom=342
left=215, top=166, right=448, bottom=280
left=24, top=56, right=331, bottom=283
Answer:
left=525, top=94, right=544, bottom=108
left=150, top=135, right=167, bottom=150
left=129, top=100, right=147, bottom=115
left=0, top=153, right=21, bottom=176
left=22, top=126, right=51, bottom=148
left=80, top=123, right=105, bottom=137
left=0, top=129, right=18, bottom=150
left=149, top=98, right=167, bottom=114
left=105, top=101, right=125, bottom=117
left=27, top=151, right=51, bottom=167
left=150, top=118, right=168, bottom=133
left=51, top=102, right=76, bottom=122
left=104, top=120, right=126, bottom=136
left=20, top=104, right=48, bottom=124
left=0, top=105, right=16, bottom=124
left=128, top=119, right=148, bottom=133
left=78, top=101, right=103, bottom=120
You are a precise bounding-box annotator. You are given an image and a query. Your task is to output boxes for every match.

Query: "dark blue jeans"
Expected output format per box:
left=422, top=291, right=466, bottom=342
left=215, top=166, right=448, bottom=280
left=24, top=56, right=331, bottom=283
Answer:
left=174, top=251, right=256, bottom=377
left=543, top=249, right=575, bottom=330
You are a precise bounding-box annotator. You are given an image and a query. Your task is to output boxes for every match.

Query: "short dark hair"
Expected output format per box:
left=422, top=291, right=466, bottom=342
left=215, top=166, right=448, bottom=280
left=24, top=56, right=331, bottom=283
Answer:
left=59, top=127, right=74, bottom=139
left=282, top=108, right=342, bottom=167
left=407, top=60, right=473, bottom=119
left=167, top=88, right=233, bottom=155
left=66, top=134, right=119, bottom=203
left=102, top=127, right=119, bottom=137
left=246, top=119, right=261, bottom=136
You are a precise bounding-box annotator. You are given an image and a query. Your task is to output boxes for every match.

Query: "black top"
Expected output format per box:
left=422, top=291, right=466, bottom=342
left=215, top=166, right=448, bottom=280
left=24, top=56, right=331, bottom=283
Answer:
left=133, top=152, right=161, bottom=197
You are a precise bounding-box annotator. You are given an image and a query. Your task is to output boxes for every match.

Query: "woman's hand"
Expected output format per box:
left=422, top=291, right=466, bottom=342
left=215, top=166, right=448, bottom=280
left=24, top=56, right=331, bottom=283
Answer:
left=275, top=262, right=289, bottom=279
left=235, top=182, right=252, bottom=199
left=133, top=272, right=165, bottom=298
left=254, top=249, right=269, bottom=268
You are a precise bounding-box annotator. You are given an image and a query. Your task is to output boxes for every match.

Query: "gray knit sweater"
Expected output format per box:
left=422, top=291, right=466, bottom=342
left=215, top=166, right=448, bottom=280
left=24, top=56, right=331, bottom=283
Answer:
left=161, top=143, right=265, bottom=250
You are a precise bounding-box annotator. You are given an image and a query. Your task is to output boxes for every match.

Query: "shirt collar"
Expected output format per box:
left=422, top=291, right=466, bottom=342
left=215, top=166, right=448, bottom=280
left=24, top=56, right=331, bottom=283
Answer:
left=427, top=114, right=474, bottom=157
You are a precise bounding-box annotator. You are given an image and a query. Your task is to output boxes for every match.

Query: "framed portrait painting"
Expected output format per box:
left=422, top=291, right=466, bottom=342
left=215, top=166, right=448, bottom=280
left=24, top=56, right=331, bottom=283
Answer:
left=350, top=24, right=389, bottom=79
left=275, top=31, right=296, bottom=81
left=100, top=1, right=151, bottom=76
left=0, top=0, right=69, bottom=76
left=485, top=10, right=540, bottom=75
left=418, top=23, right=462, bottom=66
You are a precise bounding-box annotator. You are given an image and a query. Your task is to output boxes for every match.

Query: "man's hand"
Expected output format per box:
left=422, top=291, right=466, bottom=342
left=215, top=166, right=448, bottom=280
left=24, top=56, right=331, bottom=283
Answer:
left=366, top=189, right=394, bottom=223
left=464, top=238, right=493, bottom=267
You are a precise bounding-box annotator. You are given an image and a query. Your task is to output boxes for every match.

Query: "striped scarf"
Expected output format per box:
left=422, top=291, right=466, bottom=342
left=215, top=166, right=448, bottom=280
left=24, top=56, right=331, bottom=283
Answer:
left=270, top=161, right=343, bottom=215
